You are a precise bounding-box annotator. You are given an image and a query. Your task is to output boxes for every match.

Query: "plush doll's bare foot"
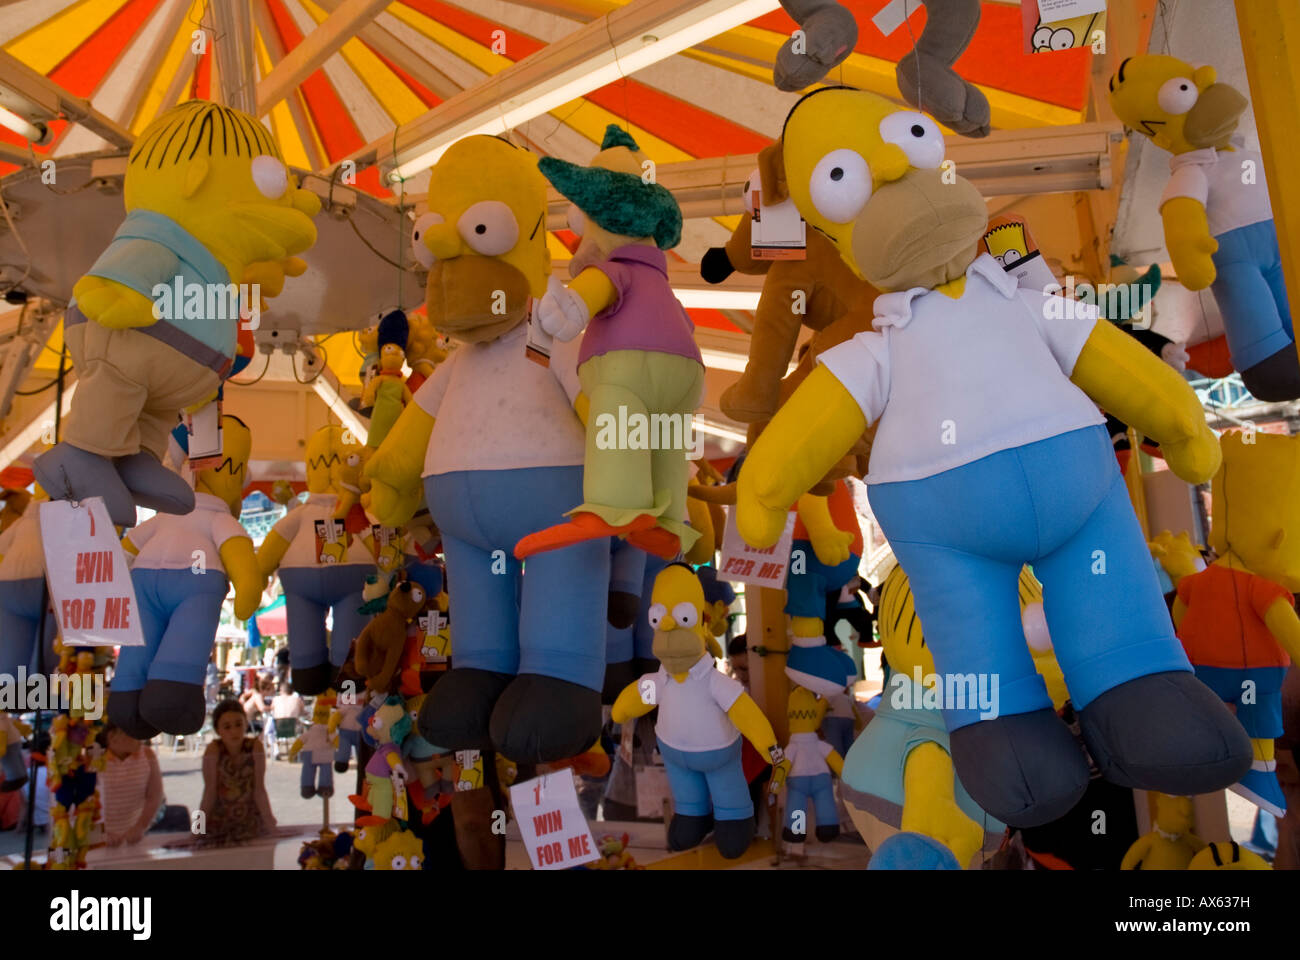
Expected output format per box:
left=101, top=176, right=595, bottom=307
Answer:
left=773, top=0, right=858, bottom=92
left=714, top=817, right=756, bottom=859
left=668, top=813, right=714, bottom=851
left=418, top=668, right=513, bottom=752
left=114, top=451, right=196, bottom=516
left=949, top=708, right=1090, bottom=827
left=1077, top=671, right=1253, bottom=795
left=34, top=443, right=136, bottom=526
left=140, top=679, right=206, bottom=735
left=489, top=673, right=601, bottom=763
left=106, top=689, right=160, bottom=741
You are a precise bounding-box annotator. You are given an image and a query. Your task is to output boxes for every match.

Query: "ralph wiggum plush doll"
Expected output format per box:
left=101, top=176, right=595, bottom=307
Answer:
left=737, top=86, right=1250, bottom=828
left=515, top=125, right=704, bottom=562
left=34, top=100, right=319, bottom=526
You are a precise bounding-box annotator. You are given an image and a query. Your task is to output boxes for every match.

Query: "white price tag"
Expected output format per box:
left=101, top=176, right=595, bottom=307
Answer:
left=509, top=770, right=601, bottom=870
left=1036, top=0, right=1106, bottom=21
left=39, top=498, right=144, bottom=647
left=184, top=400, right=223, bottom=471
left=718, top=505, right=796, bottom=590
left=751, top=192, right=806, bottom=261
left=872, top=0, right=919, bottom=37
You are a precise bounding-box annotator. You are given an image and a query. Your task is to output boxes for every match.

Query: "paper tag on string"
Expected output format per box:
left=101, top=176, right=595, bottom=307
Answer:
left=510, top=770, right=601, bottom=870
left=39, top=498, right=144, bottom=647
left=184, top=400, right=223, bottom=471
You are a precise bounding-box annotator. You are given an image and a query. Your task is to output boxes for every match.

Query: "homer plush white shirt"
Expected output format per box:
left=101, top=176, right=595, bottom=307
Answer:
left=818, top=254, right=1104, bottom=485
left=642, top=655, right=745, bottom=753
left=1159, top=145, right=1273, bottom=238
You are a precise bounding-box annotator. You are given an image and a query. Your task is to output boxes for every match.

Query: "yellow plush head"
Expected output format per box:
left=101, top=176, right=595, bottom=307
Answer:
left=1152, top=793, right=1195, bottom=834
left=1187, top=841, right=1271, bottom=871
left=1210, top=431, right=1300, bottom=590
left=777, top=87, right=986, bottom=291
left=648, top=564, right=709, bottom=676
left=195, top=415, right=251, bottom=517
left=876, top=564, right=935, bottom=677
left=1107, top=55, right=1248, bottom=154
left=373, top=828, right=423, bottom=870
left=305, top=425, right=337, bottom=495
left=787, top=684, right=829, bottom=734
left=126, top=100, right=320, bottom=274
left=417, top=136, right=550, bottom=344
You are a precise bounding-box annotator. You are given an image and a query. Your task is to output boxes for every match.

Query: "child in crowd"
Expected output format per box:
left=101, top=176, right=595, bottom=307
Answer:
left=199, top=700, right=276, bottom=846
left=100, top=722, right=163, bottom=846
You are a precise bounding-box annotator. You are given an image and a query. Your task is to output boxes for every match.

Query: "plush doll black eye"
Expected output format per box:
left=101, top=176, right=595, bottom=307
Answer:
left=830, top=167, right=844, bottom=181
left=911, top=124, right=924, bottom=137
left=475, top=224, right=486, bottom=234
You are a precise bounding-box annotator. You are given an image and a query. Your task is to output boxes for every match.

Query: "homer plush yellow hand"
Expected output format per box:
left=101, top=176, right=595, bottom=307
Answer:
left=220, top=536, right=267, bottom=621
left=797, top=494, right=854, bottom=566
left=1162, top=198, right=1218, bottom=291
left=365, top=403, right=435, bottom=526
left=737, top=367, right=867, bottom=548
left=900, top=742, right=983, bottom=869
left=72, top=276, right=159, bottom=329
left=1149, top=530, right=1203, bottom=584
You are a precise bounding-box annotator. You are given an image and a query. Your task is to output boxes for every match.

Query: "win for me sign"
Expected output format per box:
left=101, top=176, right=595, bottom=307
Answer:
left=508, top=770, right=600, bottom=870
left=40, top=498, right=143, bottom=647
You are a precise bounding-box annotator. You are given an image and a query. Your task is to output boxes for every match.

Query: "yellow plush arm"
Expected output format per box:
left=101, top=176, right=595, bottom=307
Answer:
left=900, top=741, right=983, bottom=868
left=570, top=267, right=618, bottom=317
left=611, top=681, right=656, bottom=725
left=72, top=276, right=159, bottom=329
left=288, top=737, right=304, bottom=760
left=1070, top=319, right=1220, bottom=484
left=1160, top=196, right=1218, bottom=291
left=727, top=692, right=778, bottom=756
left=120, top=537, right=139, bottom=556
left=797, top=493, right=854, bottom=566
left=705, top=634, right=723, bottom=660
left=826, top=748, right=844, bottom=778
left=256, top=530, right=290, bottom=580
left=1171, top=595, right=1188, bottom=630
left=365, top=402, right=435, bottom=526
left=1120, top=835, right=1153, bottom=870
left=1263, top=598, right=1300, bottom=663
left=684, top=495, right=715, bottom=564
left=573, top=392, right=590, bottom=427
left=737, top=366, right=867, bottom=548
left=220, top=536, right=266, bottom=621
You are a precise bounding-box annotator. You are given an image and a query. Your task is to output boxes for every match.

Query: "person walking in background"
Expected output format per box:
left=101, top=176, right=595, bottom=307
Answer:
left=99, top=722, right=163, bottom=846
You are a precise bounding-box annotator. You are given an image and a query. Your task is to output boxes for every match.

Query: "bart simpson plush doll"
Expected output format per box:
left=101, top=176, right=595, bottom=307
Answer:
left=110, top=415, right=262, bottom=738
left=738, top=86, right=1250, bottom=828
left=364, top=135, right=609, bottom=763
left=35, top=100, right=319, bottom=526
left=515, top=124, right=705, bottom=562
left=1109, top=56, right=1297, bottom=401
left=1167, top=431, right=1300, bottom=818
left=612, top=564, right=790, bottom=859
left=258, top=424, right=374, bottom=695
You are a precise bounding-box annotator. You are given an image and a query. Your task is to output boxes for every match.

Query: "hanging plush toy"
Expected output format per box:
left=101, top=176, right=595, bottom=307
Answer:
left=515, top=124, right=704, bottom=562
left=738, top=86, right=1250, bottom=828
left=773, top=0, right=858, bottom=92
left=1120, top=793, right=1205, bottom=870
left=1165, top=431, right=1300, bottom=818
left=612, top=564, right=790, bottom=859
left=109, top=416, right=262, bottom=737
left=356, top=579, right=428, bottom=694
left=780, top=682, right=846, bottom=849
left=290, top=692, right=338, bottom=799
left=353, top=694, right=412, bottom=824
left=364, top=135, right=609, bottom=763
left=329, top=690, right=365, bottom=774
left=33, top=100, right=319, bottom=526
left=0, top=488, right=55, bottom=678
left=372, top=828, right=424, bottom=870
left=258, top=424, right=373, bottom=695
left=896, top=0, right=991, bottom=137
left=1109, top=55, right=1297, bottom=401
left=360, top=309, right=413, bottom=412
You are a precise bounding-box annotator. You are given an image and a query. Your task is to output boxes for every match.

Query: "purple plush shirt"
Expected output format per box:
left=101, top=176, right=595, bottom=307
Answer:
left=577, top=245, right=704, bottom=367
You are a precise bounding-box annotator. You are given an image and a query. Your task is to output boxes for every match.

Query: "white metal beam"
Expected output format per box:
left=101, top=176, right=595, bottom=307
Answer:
left=0, top=49, right=133, bottom=147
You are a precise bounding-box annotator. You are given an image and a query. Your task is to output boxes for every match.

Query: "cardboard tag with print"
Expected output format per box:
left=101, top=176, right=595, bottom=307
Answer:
left=184, top=399, right=223, bottom=471
left=510, top=769, right=601, bottom=870
left=314, top=518, right=347, bottom=564
left=719, top=505, right=796, bottom=590
left=981, top=215, right=1058, bottom=292
left=1024, top=0, right=1107, bottom=54
left=40, top=497, right=144, bottom=647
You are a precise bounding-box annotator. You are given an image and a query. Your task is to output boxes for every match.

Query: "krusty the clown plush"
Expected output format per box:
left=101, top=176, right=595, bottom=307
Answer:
left=737, top=86, right=1251, bottom=828
left=1108, top=55, right=1296, bottom=401
left=35, top=100, right=319, bottom=526
left=365, top=135, right=609, bottom=763
left=515, top=125, right=705, bottom=562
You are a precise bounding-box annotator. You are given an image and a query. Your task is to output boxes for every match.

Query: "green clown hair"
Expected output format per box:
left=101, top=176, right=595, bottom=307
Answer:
left=600, top=125, right=641, bottom=151
left=538, top=159, right=682, bottom=250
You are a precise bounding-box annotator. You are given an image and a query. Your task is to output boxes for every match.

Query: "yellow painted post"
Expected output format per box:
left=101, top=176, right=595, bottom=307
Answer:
left=1235, top=0, right=1300, bottom=358
left=1124, top=426, right=1150, bottom=535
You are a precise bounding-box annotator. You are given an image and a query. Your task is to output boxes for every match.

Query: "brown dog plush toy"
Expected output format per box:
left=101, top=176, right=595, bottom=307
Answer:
left=355, top=579, right=428, bottom=694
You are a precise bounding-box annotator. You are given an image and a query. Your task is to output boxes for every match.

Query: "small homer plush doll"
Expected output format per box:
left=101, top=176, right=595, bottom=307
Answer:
left=515, top=125, right=705, bottom=562
left=613, top=564, right=790, bottom=859
left=1108, top=55, right=1296, bottom=401
left=737, top=86, right=1250, bottom=829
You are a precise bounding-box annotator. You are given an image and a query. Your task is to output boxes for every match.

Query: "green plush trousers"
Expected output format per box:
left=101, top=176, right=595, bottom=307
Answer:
left=575, top=349, right=706, bottom=549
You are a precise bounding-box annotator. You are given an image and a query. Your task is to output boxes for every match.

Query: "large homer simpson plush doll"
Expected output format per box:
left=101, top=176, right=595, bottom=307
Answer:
left=737, top=87, right=1251, bottom=828
left=34, top=100, right=319, bottom=527
left=1109, top=56, right=1296, bottom=401
left=365, top=136, right=609, bottom=763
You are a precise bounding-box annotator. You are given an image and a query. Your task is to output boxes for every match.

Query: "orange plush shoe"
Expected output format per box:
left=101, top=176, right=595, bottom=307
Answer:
left=514, top=511, right=657, bottom=559
left=625, top=525, right=681, bottom=561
